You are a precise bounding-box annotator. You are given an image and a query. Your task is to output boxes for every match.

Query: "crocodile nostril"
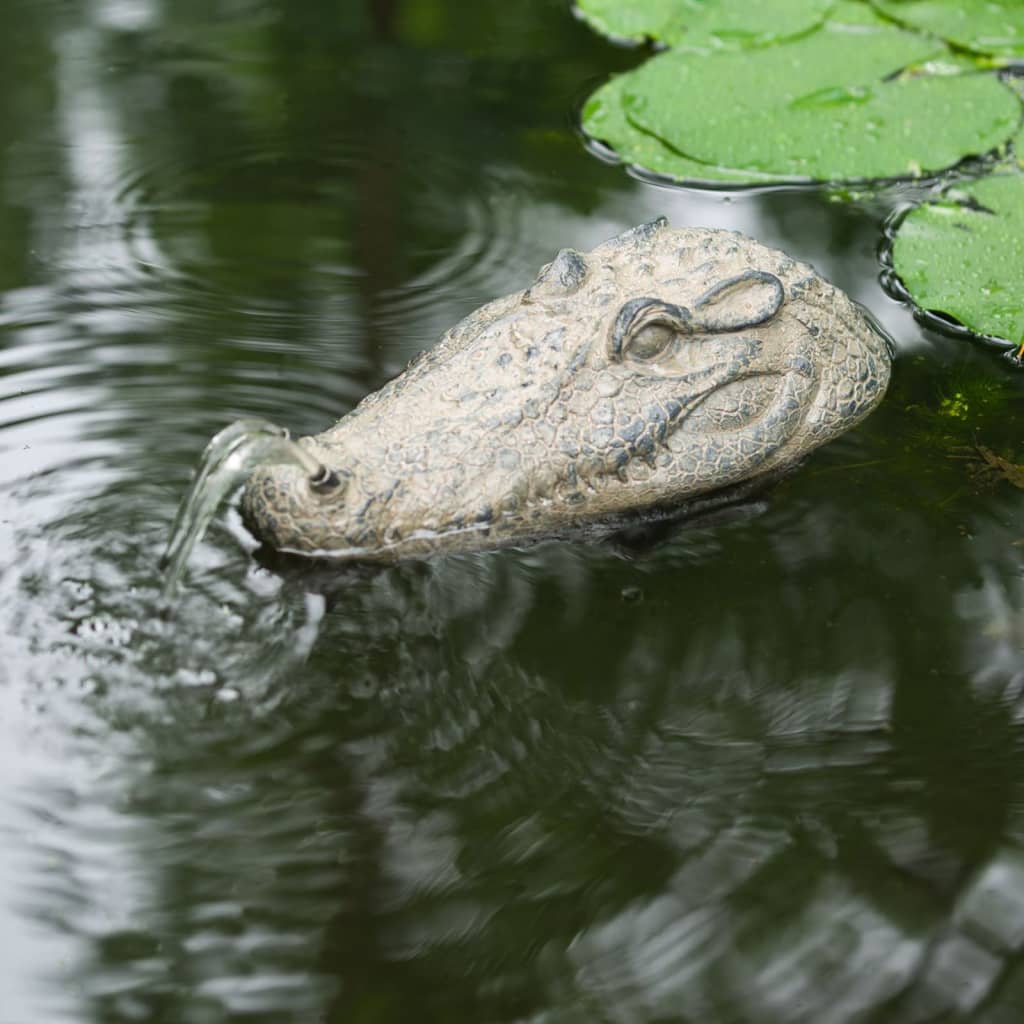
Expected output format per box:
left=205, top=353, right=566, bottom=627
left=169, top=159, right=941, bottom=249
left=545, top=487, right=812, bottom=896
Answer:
left=309, top=465, right=342, bottom=493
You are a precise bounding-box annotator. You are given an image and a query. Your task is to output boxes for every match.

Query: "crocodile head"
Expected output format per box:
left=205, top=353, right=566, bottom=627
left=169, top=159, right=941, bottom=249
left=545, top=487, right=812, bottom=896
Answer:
left=241, top=219, right=891, bottom=560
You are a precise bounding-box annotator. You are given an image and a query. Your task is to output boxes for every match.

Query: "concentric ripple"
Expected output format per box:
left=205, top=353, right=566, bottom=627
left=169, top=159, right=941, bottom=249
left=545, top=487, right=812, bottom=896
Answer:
left=9, top=0, right=1024, bottom=1021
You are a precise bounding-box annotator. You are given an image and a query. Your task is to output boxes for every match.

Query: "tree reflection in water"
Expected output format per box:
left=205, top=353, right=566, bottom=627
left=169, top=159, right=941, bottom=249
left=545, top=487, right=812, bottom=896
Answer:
left=3, top=0, right=1024, bottom=1021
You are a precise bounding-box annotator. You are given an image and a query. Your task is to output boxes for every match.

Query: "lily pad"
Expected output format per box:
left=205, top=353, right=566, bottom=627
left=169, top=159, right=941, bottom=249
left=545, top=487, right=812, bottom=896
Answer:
left=574, top=0, right=836, bottom=49
left=572, top=0, right=683, bottom=45
left=581, top=75, right=788, bottom=185
left=889, top=175, right=1024, bottom=345
left=601, top=23, right=1021, bottom=183
left=871, top=0, right=1024, bottom=60
left=828, top=1, right=892, bottom=28
left=671, top=0, right=837, bottom=51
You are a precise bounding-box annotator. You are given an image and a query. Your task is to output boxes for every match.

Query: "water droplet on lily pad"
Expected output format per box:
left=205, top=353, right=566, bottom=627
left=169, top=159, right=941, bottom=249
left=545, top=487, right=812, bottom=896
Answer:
left=581, top=17, right=1020, bottom=186
left=888, top=175, right=1024, bottom=346
left=581, top=0, right=1024, bottom=355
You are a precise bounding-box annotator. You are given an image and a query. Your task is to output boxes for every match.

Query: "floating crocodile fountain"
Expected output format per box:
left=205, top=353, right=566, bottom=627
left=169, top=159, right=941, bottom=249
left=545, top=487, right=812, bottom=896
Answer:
left=233, top=218, right=891, bottom=562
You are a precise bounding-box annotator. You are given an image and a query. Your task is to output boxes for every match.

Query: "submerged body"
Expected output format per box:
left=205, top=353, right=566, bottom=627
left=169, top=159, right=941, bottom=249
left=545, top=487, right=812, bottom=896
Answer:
left=241, top=219, right=891, bottom=559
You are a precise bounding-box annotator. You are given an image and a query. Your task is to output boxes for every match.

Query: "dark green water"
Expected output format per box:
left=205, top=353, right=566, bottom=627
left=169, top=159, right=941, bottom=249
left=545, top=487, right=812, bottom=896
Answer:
left=6, top=1, right=1024, bottom=1021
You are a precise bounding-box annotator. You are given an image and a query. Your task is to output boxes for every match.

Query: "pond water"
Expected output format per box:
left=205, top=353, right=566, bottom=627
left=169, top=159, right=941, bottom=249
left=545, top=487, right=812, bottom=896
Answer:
left=5, top=1, right=1024, bottom=1021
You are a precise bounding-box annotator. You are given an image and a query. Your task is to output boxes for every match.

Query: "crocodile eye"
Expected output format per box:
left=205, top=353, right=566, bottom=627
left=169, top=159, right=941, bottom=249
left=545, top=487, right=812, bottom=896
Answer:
left=626, top=322, right=676, bottom=362
left=609, top=297, right=691, bottom=363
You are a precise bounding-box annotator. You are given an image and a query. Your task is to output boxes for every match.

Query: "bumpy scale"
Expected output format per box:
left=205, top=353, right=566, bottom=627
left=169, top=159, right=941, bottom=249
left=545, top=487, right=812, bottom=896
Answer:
left=241, top=219, right=891, bottom=559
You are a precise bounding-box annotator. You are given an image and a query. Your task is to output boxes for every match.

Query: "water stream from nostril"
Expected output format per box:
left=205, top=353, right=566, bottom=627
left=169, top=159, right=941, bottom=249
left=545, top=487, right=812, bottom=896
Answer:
left=161, top=418, right=331, bottom=601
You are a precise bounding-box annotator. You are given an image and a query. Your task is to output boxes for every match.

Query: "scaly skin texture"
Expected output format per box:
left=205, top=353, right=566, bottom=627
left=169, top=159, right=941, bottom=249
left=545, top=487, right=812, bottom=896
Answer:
left=241, top=220, right=891, bottom=559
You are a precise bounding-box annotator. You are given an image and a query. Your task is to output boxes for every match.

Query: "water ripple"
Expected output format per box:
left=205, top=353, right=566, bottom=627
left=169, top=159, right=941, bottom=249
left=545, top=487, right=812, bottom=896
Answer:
left=8, top=2, right=1024, bottom=1019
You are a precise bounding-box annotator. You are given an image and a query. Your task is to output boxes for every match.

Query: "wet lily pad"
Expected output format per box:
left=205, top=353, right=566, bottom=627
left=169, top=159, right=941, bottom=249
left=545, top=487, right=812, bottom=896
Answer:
left=581, top=75, right=788, bottom=185
left=828, top=0, right=892, bottom=28
left=583, top=22, right=1022, bottom=184
left=872, top=0, right=1024, bottom=60
left=671, top=0, right=837, bottom=50
left=572, top=0, right=683, bottom=45
left=890, top=175, right=1024, bottom=345
left=574, top=0, right=835, bottom=49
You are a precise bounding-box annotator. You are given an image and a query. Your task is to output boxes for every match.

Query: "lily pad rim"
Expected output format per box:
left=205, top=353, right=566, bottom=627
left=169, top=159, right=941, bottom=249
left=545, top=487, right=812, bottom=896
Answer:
left=569, top=0, right=667, bottom=50
left=868, top=0, right=1024, bottom=63
left=578, top=122, right=808, bottom=192
left=571, top=0, right=888, bottom=51
left=879, top=179, right=1023, bottom=351
left=577, top=94, right=1013, bottom=193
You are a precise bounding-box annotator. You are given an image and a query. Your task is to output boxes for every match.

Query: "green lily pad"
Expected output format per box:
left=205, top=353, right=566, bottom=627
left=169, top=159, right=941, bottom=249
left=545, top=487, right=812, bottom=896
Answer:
left=828, top=0, right=892, bottom=27
left=672, top=0, right=837, bottom=50
left=890, top=175, right=1024, bottom=344
left=573, top=0, right=683, bottom=45
left=574, top=0, right=835, bottom=49
left=581, top=75, right=788, bottom=184
left=618, top=24, right=1021, bottom=182
left=1014, top=118, right=1024, bottom=168
left=871, top=0, right=1024, bottom=60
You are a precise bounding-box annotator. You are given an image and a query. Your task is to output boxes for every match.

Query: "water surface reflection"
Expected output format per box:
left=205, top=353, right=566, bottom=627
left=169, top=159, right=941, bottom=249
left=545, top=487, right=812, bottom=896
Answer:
left=5, top=0, right=1024, bottom=1021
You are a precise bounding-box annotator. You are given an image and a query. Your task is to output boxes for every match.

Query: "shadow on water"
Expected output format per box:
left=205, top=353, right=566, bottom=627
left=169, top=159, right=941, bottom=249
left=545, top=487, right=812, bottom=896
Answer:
left=7, top=0, right=1024, bottom=1021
